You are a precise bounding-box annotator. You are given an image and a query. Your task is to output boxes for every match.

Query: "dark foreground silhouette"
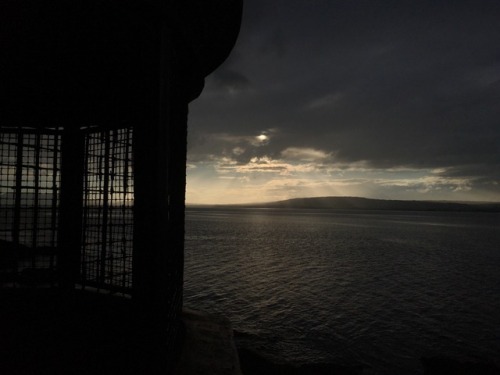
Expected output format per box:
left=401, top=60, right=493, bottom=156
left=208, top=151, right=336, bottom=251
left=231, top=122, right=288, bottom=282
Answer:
left=0, top=289, right=182, bottom=375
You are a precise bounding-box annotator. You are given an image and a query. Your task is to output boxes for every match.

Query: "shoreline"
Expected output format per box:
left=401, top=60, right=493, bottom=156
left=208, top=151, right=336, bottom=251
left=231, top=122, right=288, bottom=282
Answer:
left=235, top=343, right=500, bottom=375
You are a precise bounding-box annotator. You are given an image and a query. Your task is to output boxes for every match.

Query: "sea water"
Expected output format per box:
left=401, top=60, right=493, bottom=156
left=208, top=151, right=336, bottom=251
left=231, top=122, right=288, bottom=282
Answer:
left=184, top=207, right=500, bottom=374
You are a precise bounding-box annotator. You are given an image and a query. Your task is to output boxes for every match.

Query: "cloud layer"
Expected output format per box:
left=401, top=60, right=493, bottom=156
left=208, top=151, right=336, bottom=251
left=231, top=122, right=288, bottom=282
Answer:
left=187, top=0, right=500, bottom=204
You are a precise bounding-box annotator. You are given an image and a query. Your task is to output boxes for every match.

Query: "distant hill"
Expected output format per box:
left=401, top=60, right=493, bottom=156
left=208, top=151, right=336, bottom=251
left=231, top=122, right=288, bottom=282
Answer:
left=243, top=196, right=500, bottom=212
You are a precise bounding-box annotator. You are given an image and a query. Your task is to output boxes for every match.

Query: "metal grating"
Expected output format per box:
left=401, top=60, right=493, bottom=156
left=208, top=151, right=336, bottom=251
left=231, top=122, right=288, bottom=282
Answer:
left=80, top=127, right=134, bottom=294
left=0, top=127, right=60, bottom=285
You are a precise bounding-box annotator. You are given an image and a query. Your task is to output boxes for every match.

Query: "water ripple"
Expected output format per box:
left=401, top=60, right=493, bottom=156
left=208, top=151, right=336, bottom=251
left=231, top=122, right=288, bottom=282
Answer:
left=184, top=208, right=500, bottom=374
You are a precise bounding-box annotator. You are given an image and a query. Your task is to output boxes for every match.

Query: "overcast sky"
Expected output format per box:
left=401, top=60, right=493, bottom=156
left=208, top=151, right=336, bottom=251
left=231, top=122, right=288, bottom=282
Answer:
left=186, top=0, right=500, bottom=204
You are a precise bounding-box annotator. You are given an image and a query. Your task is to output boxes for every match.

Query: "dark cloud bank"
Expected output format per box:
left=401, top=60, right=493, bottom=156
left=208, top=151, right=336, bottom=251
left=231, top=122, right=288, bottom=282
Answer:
left=188, top=0, right=500, bottom=201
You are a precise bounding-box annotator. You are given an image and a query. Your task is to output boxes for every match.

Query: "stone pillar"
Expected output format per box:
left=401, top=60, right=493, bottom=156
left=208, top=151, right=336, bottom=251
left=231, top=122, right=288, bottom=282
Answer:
left=132, top=7, right=187, bottom=368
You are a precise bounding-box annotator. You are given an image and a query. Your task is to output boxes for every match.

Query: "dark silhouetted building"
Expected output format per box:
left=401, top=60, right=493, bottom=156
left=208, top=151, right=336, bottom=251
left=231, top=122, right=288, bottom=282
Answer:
left=0, top=1, right=242, bottom=373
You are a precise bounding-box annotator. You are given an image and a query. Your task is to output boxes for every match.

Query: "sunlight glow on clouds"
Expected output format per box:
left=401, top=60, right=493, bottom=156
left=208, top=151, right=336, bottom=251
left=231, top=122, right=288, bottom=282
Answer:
left=186, top=119, right=499, bottom=204
left=186, top=151, right=486, bottom=204
left=281, top=147, right=331, bottom=161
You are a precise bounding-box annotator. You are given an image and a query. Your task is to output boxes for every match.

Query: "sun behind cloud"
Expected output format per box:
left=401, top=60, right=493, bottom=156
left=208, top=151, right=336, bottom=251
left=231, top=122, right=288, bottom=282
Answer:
left=256, top=134, right=268, bottom=142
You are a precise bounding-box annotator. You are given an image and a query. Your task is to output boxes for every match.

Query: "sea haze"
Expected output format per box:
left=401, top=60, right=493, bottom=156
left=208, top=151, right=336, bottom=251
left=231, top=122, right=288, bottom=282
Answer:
left=184, top=207, right=500, bottom=375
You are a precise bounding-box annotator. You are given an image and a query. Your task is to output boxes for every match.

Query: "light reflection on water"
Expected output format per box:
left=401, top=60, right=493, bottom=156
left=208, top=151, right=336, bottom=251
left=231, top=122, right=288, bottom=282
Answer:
left=183, top=208, right=500, bottom=375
